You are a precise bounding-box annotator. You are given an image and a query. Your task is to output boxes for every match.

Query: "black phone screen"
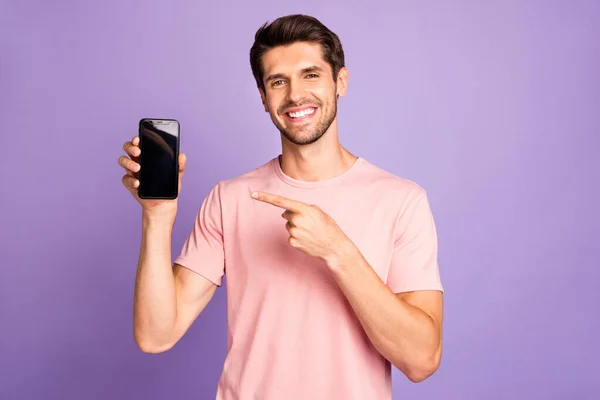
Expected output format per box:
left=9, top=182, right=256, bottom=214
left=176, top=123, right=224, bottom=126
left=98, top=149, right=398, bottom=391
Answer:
left=138, top=119, right=180, bottom=199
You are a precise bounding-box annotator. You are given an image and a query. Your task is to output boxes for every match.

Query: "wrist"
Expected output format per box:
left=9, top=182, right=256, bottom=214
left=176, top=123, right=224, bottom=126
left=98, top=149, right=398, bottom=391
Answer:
left=324, top=238, right=359, bottom=272
left=142, top=209, right=176, bottom=230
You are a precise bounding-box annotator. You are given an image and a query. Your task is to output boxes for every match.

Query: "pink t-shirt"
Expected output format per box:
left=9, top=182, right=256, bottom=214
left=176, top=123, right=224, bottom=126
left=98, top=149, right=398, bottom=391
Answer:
left=174, top=156, right=443, bottom=400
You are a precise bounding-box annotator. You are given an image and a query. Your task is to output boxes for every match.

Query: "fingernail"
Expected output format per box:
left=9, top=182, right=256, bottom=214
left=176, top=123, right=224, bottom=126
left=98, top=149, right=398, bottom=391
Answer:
left=251, top=192, right=258, bottom=198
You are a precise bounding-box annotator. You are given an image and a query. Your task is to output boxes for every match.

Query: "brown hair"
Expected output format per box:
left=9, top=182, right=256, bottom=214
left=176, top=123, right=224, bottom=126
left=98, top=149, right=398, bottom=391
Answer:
left=249, top=14, right=345, bottom=92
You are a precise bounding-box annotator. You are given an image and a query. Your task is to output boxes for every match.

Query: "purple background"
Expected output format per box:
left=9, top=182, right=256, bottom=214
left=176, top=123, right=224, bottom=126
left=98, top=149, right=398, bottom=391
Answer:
left=1, top=1, right=599, bottom=399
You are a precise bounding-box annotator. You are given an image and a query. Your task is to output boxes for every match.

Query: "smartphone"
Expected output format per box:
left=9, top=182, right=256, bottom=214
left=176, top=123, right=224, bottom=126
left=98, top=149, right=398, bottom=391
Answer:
left=137, top=118, right=180, bottom=199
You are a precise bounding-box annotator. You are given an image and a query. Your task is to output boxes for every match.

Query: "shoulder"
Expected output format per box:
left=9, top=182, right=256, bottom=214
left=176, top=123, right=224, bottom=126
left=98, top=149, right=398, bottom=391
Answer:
left=357, top=158, right=427, bottom=203
left=357, top=159, right=436, bottom=231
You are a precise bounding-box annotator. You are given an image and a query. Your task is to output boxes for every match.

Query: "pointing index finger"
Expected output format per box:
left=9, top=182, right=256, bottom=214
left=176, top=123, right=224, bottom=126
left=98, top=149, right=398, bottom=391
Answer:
left=251, top=191, right=305, bottom=211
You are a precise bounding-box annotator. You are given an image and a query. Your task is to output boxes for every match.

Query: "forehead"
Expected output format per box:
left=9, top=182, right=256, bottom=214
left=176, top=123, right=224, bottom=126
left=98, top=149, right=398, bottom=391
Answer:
left=261, top=42, right=329, bottom=77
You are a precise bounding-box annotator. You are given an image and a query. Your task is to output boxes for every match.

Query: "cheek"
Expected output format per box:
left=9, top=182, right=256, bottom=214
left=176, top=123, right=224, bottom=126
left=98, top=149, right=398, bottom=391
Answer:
left=265, top=95, right=282, bottom=114
left=316, top=87, right=335, bottom=104
left=268, top=103, right=280, bottom=116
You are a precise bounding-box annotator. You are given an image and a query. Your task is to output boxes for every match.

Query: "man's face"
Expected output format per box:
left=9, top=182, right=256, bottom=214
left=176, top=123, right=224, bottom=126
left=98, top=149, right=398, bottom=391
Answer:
left=259, top=42, right=348, bottom=146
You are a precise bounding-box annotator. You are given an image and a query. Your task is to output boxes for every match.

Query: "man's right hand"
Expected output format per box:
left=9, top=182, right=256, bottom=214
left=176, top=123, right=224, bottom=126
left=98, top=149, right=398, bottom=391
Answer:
left=118, top=136, right=187, bottom=218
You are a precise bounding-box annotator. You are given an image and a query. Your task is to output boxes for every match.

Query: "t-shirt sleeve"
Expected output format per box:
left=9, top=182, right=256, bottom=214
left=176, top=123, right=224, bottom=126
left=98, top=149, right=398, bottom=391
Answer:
left=386, top=190, right=443, bottom=294
left=174, top=182, right=225, bottom=286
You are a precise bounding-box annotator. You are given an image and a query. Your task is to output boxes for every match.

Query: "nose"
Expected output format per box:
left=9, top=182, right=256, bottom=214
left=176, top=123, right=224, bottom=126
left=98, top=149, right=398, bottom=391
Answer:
left=286, top=78, right=307, bottom=104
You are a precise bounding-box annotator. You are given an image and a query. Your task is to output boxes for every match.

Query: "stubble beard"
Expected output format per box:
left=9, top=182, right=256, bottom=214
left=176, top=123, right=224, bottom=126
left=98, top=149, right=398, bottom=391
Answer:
left=271, top=93, right=338, bottom=146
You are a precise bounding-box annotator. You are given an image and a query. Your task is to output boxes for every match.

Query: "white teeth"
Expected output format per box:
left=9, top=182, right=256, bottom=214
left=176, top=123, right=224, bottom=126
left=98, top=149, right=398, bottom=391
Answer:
left=288, top=108, right=315, bottom=118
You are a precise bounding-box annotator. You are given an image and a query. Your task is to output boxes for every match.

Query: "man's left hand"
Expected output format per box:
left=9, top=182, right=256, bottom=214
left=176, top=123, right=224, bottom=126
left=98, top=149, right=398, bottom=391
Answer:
left=251, top=191, right=355, bottom=265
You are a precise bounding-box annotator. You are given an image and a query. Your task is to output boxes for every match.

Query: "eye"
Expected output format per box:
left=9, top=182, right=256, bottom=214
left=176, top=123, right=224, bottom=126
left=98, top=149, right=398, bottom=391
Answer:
left=271, top=80, right=285, bottom=87
left=306, top=73, right=319, bottom=79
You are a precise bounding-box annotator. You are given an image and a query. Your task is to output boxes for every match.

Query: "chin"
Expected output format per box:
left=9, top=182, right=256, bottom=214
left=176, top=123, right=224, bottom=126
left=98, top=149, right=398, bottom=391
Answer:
left=270, top=107, right=335, bottom=146
left=282, top=130, right=325, bottom=146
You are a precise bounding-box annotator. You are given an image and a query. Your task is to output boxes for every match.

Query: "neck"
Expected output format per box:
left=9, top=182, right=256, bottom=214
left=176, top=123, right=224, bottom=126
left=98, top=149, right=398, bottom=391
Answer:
left=279, top=121, right=358, bottom=182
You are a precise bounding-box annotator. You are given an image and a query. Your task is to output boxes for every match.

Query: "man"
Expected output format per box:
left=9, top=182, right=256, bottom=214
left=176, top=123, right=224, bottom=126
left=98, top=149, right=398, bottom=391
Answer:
left=119, top=14, right=443, bottom=400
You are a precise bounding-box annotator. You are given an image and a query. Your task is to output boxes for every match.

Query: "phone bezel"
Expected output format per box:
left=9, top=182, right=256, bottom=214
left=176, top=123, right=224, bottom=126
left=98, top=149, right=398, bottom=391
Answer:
left=137, top=118, right=180, bottom=200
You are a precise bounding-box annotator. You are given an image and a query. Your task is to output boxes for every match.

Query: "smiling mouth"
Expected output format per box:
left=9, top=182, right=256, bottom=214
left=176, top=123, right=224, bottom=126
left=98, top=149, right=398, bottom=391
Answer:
left=285, top=107, right=317, bottom=121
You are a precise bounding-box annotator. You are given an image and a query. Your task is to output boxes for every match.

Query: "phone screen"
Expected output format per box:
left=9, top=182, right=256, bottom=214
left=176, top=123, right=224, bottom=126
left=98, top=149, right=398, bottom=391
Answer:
left=138, top=119, right=180, bottom=199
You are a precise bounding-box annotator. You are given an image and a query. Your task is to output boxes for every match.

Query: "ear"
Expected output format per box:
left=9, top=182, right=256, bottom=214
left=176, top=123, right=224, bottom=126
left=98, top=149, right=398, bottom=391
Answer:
left=259, top=87, right=269, bottom=112
left=336, top=67, right=349, bottom=98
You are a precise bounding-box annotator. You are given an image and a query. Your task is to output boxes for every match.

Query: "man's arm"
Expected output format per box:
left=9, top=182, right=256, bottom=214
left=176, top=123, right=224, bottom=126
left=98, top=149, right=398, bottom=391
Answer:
left=133, top=213, right=217, bottom=353
left=120, top=137, right=220, bottom=353
left=326, top=246, right=443, bottom=382
left=250, top=190, right=443, bottom=381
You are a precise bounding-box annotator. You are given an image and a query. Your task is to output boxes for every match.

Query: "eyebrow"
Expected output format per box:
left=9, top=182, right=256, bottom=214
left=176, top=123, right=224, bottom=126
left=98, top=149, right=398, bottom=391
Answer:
left=264, top=65, right=325, bottom=84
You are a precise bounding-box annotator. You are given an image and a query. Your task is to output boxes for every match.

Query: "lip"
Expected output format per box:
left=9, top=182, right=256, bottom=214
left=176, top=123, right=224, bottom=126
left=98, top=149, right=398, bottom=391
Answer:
left=284, top=106, right=317, bottom=114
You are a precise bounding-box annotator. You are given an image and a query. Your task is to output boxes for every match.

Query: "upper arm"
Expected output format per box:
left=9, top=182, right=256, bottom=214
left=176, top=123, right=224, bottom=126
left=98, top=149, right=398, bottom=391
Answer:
left=169, top=263, right=218, bottom=341
left=388, top=190, right=444, bottom=355
left=386, top=190, right=443, bottom=294
left=173, top=182, right=227, bottom=286
left=168, top=182, right=226, bottom=342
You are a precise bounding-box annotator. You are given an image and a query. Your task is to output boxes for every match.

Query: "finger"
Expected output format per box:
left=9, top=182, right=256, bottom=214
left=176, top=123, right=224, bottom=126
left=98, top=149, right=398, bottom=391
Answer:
left=118, top=155, right=140, bottom=173
left=285, top=221, right=299, bottom=238
left=118, top=155, right=139, bottom=172
left=288, top=236, right=300, bottom=247
left=281, top=210, right=298, bottom=225
left=122, top=174, right=139, bottom=190
left=132, top=136, right=140, bottom=146
left=251, top=191, right=305, bottom=211
left=123, top=141, right=140, bottom=159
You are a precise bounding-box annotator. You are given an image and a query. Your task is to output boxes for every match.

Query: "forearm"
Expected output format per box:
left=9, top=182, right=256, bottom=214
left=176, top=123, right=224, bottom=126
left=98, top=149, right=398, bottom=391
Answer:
left=133, top=212, right=178, bottom=351
left=326, top=245, right=441, bottom=382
